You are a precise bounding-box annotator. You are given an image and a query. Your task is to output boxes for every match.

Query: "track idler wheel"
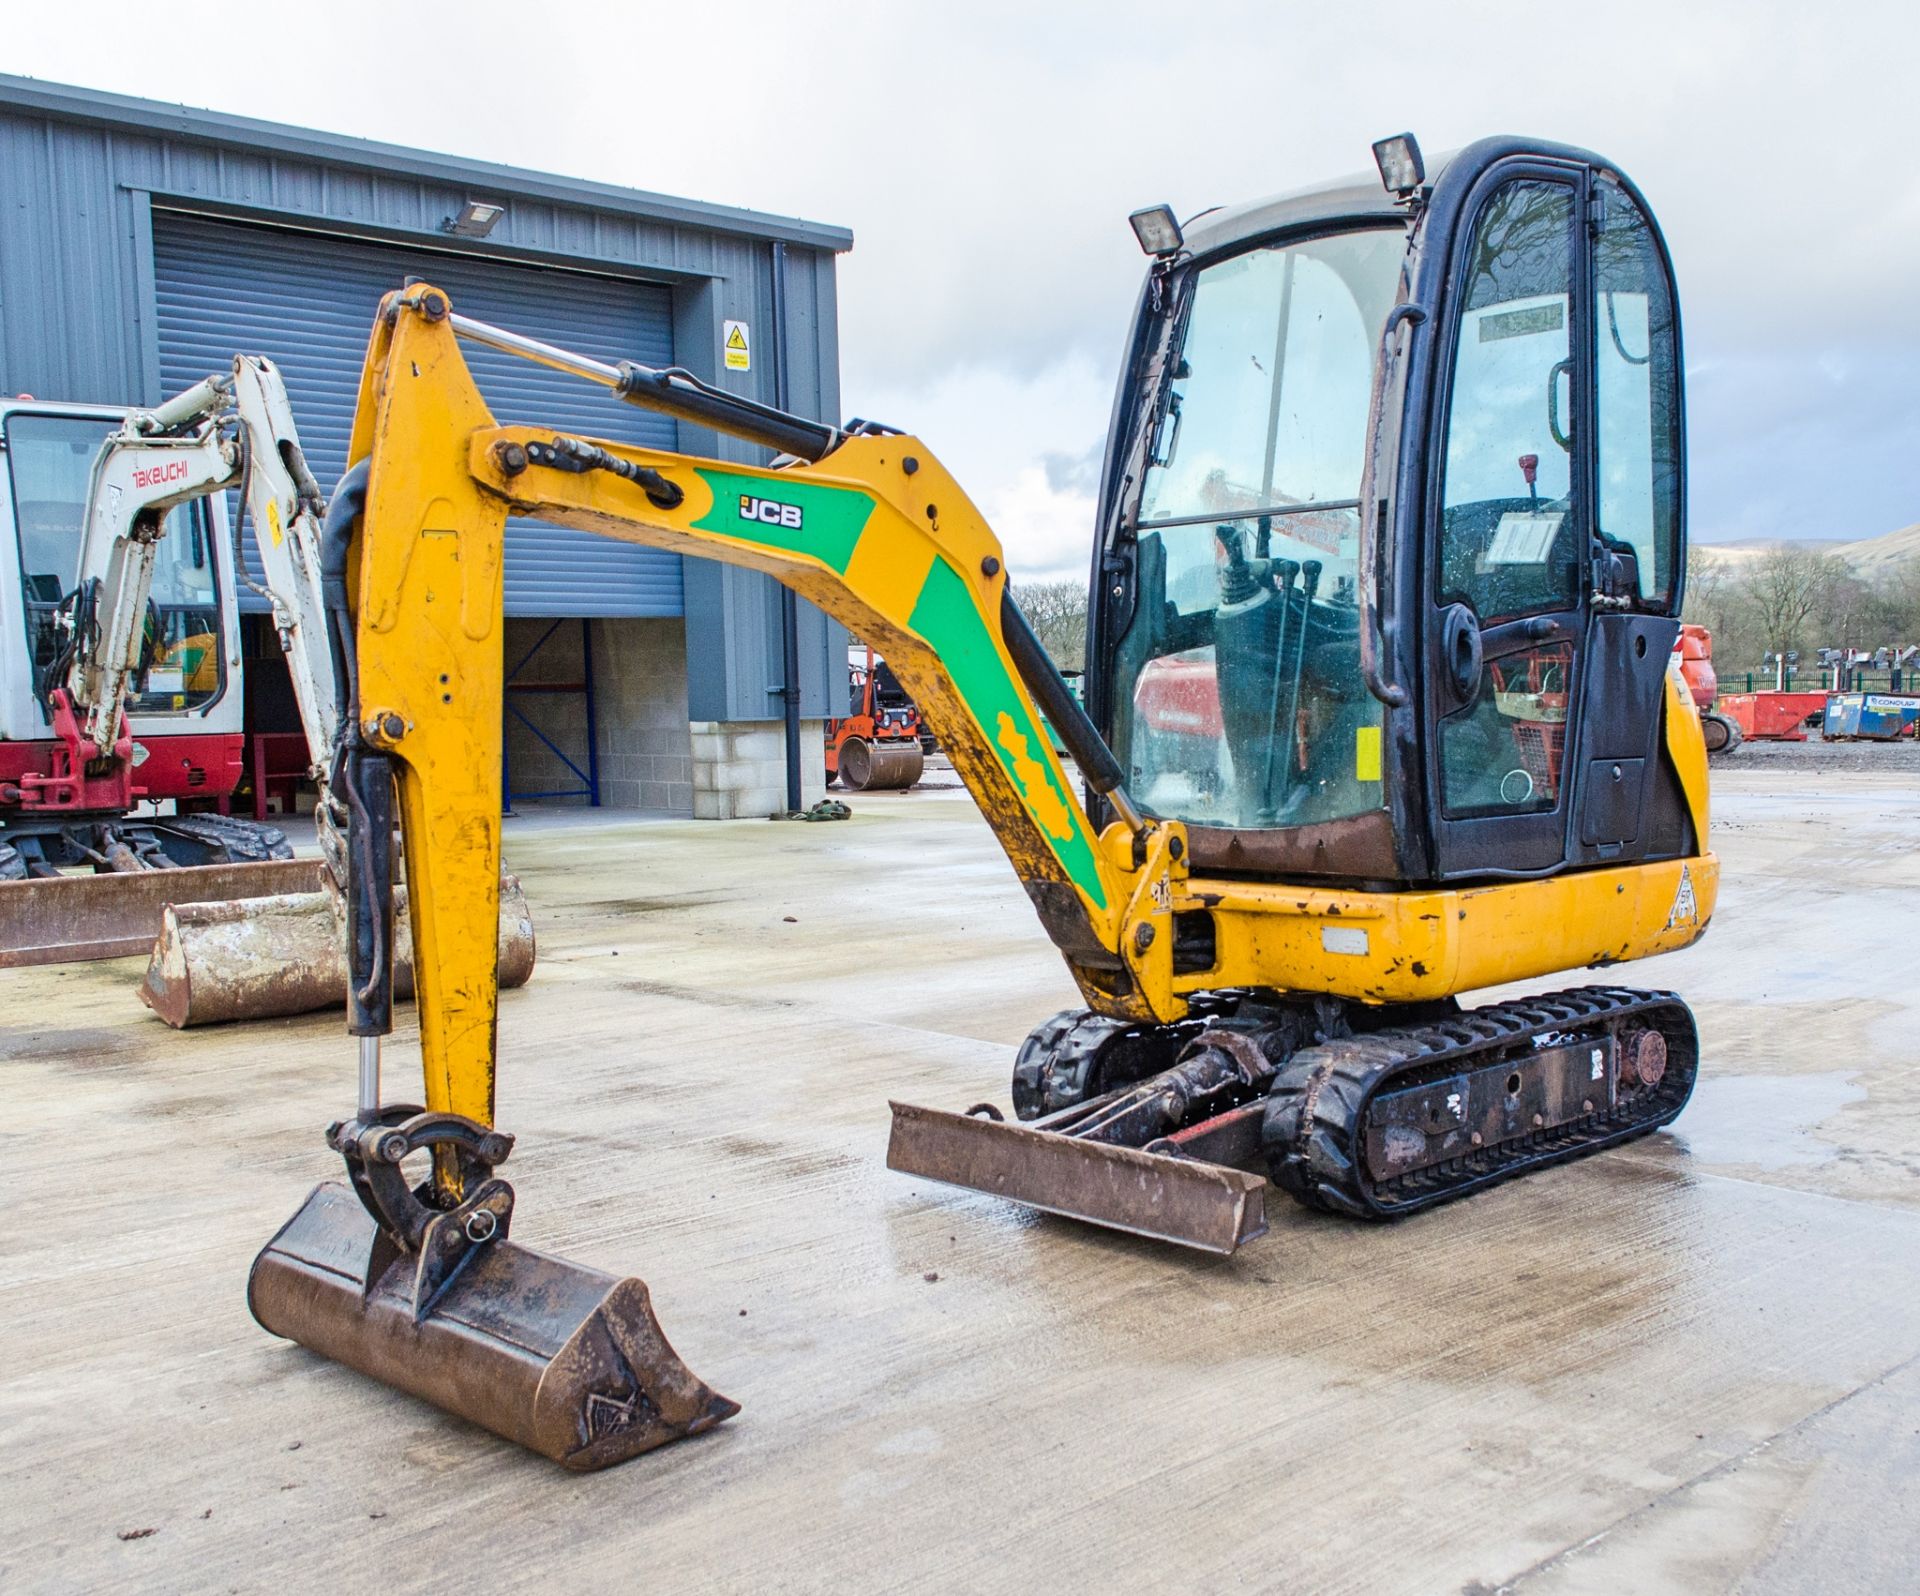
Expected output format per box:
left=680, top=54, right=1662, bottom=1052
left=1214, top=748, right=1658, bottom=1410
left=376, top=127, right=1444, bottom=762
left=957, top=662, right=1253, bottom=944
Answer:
left=249, top=1111, right=737, bottom=1469
left=1011, top=1009, right=1208, bottom=1118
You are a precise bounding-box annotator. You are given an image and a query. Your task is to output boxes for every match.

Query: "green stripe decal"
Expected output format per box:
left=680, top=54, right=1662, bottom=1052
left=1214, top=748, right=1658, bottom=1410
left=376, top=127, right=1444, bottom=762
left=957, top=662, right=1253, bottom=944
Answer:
left=907, top=558, right=1108, bottom=911
left=690, top=469, right=873, bottom=571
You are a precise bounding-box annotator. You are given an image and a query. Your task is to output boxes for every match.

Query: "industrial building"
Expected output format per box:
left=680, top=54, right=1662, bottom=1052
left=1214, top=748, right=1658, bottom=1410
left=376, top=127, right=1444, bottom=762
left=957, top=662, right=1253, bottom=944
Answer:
left=0, top=74, right=852, bottom=817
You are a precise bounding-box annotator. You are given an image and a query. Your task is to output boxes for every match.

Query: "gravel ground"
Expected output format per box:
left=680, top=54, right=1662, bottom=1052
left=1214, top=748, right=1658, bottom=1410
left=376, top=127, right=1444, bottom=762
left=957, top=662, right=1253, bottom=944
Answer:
left=1722, top=733, right=1920, bottom=774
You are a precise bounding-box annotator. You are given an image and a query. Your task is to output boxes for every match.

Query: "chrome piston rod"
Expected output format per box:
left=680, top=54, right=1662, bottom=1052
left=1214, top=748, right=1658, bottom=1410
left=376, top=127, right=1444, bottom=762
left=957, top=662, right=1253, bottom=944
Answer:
left=446, top=310, right=841, bottom=461
left=358, top=1035, right=381, bottom=1122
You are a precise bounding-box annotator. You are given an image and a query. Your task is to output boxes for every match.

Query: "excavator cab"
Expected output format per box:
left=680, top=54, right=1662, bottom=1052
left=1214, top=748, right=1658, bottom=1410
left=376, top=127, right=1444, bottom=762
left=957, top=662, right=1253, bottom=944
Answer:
left=1093, top=135, right=1693, bottom=890
left=0, top=399, right=267, bottom=893
left=893, top=136, right=1708, bottom=1241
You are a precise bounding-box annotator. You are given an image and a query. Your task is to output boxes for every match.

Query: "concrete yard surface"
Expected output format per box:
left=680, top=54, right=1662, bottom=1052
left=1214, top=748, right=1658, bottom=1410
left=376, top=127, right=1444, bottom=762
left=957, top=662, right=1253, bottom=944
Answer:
left=2, top=759, right=1917, bottom=1594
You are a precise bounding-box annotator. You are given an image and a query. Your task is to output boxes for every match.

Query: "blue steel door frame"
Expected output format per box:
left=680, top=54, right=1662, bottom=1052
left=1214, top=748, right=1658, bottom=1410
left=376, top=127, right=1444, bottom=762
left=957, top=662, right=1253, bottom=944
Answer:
left=502, top=618, right=601, bottom=809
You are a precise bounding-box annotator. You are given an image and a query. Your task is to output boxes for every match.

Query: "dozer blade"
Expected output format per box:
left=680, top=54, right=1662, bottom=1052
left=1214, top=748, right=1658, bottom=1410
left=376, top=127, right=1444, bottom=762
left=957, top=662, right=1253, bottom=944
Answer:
left=249, top=1182, right=738, bottom=1469
left=0, top=857, right=324, bottom=968
left=140, top=875, right=536, bottom=1028
left=887, top=1101, right=1268, bottom=1255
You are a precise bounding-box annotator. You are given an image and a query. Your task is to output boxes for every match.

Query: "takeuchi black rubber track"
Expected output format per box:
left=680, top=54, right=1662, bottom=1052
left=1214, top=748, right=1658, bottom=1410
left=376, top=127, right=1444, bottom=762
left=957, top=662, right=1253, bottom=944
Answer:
left=148, top=812, right=295, bottom=865
left=1261, top=986, right=1698, bottom=1219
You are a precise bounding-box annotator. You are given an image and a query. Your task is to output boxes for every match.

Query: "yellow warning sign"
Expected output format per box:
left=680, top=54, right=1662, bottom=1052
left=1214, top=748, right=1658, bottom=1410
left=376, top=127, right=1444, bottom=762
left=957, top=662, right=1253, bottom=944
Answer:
left=723, top=319, right=751, bottom=372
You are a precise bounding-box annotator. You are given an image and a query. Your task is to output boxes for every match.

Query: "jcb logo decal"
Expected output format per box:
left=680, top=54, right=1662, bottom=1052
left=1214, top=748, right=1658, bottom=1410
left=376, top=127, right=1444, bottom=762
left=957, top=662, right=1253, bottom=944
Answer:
left=739, top=495, right=803, bottom=530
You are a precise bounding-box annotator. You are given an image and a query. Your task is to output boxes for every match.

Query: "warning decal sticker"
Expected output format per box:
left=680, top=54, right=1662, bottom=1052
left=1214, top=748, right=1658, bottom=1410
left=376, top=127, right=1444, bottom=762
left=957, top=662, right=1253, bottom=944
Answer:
left=723, top=320, right=751, bottom=372
left=1667, top=864, right=1698, bottom=930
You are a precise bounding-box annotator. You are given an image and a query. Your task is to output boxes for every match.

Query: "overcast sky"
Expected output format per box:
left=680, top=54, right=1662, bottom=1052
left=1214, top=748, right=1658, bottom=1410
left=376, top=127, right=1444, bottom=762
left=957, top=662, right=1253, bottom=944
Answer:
left=11, top=1, right=1917, bottom=578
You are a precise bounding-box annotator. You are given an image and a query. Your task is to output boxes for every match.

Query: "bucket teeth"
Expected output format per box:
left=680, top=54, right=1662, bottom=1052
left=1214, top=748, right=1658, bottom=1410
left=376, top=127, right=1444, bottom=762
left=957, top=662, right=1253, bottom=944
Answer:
left=250, top=1182, right=735, bottom=1469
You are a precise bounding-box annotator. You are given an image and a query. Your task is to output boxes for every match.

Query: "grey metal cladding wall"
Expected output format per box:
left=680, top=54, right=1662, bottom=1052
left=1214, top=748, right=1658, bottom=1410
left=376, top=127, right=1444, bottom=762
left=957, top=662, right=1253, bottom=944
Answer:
left=153, top=212, right=683, bottom=616
left=0, top=90, right=846, bottom=444
left=0, top=113, right=148, bottom=403
left=681, top=242, right=851, bottom=722
left=683, top=561, right=840, bottom=722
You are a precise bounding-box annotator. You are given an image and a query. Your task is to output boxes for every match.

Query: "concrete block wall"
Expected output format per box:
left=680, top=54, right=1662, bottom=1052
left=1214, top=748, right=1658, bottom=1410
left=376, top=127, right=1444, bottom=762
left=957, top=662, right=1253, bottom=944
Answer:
left=689, top=720, right=827, bottom=819
left=502, top=617, right=826, bottom=818
left=501, top=616, right=695, bottom=814
left=594, top=617, right=697, bottom=812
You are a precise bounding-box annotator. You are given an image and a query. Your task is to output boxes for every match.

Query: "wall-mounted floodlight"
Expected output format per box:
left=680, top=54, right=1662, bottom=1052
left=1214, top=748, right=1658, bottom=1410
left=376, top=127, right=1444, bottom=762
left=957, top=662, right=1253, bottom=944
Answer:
left=1129, top=204, right=1184, bottom=257
left=444, top=201, right=505, bottom=238
left=1371, top=133, right=1425, bottom=197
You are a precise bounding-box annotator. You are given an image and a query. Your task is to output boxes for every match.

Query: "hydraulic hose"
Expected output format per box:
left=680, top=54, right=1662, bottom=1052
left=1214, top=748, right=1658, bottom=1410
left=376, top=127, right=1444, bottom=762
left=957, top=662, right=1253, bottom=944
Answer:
left=999, top=589, right=1143, bottom=831
left=321, top=459, right=371, bottom=735
left=318, top=459, right=392, bottom=1030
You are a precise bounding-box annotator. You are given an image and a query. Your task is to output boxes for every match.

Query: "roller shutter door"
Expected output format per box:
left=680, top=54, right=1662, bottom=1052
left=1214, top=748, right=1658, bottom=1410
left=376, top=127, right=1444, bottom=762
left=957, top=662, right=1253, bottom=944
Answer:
left=153, top=212, right=682, bottom=616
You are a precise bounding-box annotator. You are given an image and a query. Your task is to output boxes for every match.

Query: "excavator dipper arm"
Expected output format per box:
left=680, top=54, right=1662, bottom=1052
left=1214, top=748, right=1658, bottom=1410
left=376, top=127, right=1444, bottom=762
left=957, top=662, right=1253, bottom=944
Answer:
left=65, top=390, right=241, bottom=761
left=124, top=354, right=537, bottom=1029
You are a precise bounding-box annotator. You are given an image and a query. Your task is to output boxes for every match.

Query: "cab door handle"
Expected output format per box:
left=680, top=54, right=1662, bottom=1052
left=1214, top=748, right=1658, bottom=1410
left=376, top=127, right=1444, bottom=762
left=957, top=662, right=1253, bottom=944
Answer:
left=1440, top=603, right=1483, bottom=701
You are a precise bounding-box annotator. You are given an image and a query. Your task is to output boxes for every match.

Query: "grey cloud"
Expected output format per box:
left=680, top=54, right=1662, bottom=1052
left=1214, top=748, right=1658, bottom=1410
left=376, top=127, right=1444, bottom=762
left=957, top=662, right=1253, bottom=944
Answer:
left=1043, top=441, right=1106, bottom=498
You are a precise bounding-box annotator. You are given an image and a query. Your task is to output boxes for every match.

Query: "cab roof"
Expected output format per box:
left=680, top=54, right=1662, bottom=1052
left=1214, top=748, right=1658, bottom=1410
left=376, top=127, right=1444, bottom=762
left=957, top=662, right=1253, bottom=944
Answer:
left=0, top=399, right=129, bottom=425
left=1177, top=135, right=1635, bottom=262
left=1178, top=160, right=1444, bottom=262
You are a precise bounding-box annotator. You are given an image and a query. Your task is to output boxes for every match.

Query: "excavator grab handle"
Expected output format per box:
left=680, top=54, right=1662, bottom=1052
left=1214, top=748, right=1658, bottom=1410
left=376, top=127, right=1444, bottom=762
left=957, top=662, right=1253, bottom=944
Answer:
left=1356, top=300, right=1425, bottom=710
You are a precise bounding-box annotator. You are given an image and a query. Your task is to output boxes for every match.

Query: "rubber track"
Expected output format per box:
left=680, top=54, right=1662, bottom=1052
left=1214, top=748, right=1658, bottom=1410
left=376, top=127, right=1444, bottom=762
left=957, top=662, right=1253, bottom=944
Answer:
left=1262, top=986, right=1697, bottom=1219
left=146, top=812, right=295, bottom=866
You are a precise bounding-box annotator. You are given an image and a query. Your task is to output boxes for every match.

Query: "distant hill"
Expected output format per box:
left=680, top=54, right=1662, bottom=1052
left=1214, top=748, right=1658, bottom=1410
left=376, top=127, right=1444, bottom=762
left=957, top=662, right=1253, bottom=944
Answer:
left=1699, top=522, right=1920, bottom=573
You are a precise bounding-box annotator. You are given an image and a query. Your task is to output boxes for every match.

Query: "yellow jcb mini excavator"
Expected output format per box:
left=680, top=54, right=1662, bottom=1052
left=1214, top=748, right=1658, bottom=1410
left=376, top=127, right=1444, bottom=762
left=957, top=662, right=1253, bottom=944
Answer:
left=250, top=133, right=1716, bottom=1470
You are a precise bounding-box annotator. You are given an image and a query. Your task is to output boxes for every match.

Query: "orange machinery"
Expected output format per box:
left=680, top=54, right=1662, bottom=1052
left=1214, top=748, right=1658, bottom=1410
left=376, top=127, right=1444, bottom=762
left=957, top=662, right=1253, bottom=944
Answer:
left=825, top=646, right=926, bottom=790
left=1675, top=624, right=1746, bottom=752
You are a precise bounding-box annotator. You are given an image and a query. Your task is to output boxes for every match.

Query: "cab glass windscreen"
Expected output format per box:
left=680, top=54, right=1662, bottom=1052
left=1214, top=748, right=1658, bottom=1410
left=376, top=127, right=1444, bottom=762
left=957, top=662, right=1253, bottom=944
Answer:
left=4, top=412, right=224, bottom=716
left=6, top=414, right=114, bottom=695
left=1113, top=227, right=1403, bottom=833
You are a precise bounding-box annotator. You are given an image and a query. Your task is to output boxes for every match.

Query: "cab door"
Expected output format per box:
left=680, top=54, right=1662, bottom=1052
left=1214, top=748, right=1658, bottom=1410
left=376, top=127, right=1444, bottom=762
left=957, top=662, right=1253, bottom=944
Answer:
left=1567, top=174, right=1685, bottom=868
left=1424, top=163, right=1685, bottom=879
left=1425, top=166, right=1591, bottom=877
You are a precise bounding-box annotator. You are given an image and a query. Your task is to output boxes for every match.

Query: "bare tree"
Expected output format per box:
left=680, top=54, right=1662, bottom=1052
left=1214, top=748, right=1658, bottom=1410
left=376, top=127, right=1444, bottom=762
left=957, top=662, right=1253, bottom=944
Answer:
left=1683, top=549, right=1737, bottom=636
left=1745, top=546, right=1848, bottom=660
left=1873, top=559, right=1920, bottom=643
left=1012, top=579, right=1088, bottom=672
left=1687, top=542, right=1920, bottom=680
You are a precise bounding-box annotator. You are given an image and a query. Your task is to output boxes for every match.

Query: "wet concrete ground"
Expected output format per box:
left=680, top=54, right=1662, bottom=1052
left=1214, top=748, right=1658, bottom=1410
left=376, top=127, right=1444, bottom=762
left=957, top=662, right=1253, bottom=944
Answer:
left=2, top=758, right=1916, bottom=1594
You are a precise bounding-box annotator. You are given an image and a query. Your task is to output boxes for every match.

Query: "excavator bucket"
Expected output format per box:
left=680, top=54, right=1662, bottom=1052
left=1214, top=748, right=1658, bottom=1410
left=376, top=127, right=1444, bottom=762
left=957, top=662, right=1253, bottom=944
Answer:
left=140, top=875, right=537, bottom=1028
left=0, top=857, right=323, bottom=968
left=250, top=1181, right=737, bottom=1469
